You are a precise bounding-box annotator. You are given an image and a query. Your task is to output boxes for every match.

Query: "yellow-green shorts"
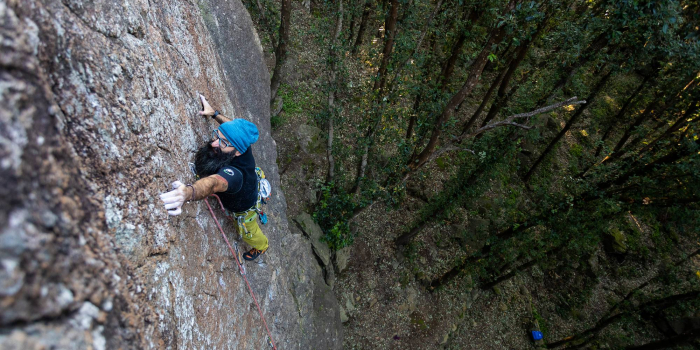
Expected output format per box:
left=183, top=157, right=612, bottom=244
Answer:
left=234, top=210, right=269, bottom=251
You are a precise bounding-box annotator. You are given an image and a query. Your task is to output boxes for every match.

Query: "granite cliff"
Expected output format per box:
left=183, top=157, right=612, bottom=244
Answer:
left=0, top=0, right=341, bottom=348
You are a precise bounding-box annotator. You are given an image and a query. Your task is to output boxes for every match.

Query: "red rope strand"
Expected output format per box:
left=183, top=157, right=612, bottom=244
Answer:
left=204, top=195, right=277, bottom=349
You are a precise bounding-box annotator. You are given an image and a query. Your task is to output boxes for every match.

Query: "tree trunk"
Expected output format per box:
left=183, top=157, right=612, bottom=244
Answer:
left=604, top=80, right=695, bottom=164
left=326, top=0, right=344, bottom=184
left=594, top=75, right=650, bottom=157
left=395, top=220, right=433, bottom=247
left=480, top=245, right=565, bottom=290
left=346, top=0, right=357, bottom=43
left=352, top=127, right=370, bottom=194
left=523, top=70, right=612, bottom=182
left=387, top=0, right=443, bottom=90
left=478, top=46, right=526, bottom=127
left=408, top=0, right=518, bottom=171
left=270, top=0, right=292, bottom=102
left=254, top=0, right=276, bottom=44
left=637, top=100, right=699, bottom=156
left=479, top=16, right=547, bottom=127
left=406, top=94, right=421, bottom=139
left=605, top=96, right=660, bottom=160
left=462, top=69, right=535, bottom=137
left=373, top=0, right=400, bottom=92
left=351, top=0, right=407, bottom=192
left=461, top=66, right=507, bottom=134
left=596, top=135, right=700, bottom=192
left=351, top=0, right=372, bottom=55
left=536, top=32, right=609, bottom=106
left=438, top=9, right=482, bottom=90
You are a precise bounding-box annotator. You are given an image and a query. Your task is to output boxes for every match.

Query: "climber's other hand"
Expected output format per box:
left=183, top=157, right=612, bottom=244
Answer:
left=199, top=94, right=216, bottom=117
left=160, top=180, right=186, bottom=216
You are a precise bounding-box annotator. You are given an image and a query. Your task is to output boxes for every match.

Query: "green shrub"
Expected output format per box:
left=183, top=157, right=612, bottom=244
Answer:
left=313, top=182, right=356, bottom=250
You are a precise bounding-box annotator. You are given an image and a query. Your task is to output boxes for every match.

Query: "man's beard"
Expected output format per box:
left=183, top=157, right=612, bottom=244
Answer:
left=194, top=144, right=236, bottom=177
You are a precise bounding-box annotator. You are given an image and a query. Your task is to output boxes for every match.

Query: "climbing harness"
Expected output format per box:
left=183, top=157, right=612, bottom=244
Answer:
left=188, top=162, right=273, bottom=235
left=229, top=166, right=272, bottom=237
left=205, top=195, right=276, bottom=349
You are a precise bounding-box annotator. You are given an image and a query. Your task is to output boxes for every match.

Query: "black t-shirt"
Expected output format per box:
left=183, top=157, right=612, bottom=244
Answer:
left=215, top=148, right=258, bottom=213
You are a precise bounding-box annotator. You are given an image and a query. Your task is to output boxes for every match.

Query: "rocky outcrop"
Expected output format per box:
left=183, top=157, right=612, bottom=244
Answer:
left=0, top=0, right=340, bottom=349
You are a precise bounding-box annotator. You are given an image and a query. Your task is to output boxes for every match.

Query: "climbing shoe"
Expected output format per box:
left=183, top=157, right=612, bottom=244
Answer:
left=243, top=248, right=267, bottom=261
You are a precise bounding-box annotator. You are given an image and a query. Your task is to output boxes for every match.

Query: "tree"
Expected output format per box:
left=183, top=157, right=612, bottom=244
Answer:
left=270, top=0, right=292, bottom=102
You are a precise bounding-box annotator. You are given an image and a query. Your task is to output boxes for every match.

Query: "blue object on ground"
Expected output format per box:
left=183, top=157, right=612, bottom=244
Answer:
left=260, top=212, right=268, bottom=224
left=531, top=330, right=543, bottom=341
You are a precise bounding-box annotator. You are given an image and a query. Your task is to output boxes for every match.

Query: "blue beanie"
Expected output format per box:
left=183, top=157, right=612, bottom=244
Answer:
left=218, top=119, right=259, bottom=154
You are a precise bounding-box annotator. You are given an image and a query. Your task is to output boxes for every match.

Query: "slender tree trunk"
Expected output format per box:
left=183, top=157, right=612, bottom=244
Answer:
left=524, top=70, right=612, bottom=182
left=549, top=249, right=700, bottom=349
left=536, top=32, right=609, bottom=106
left=353, top=131, right=370, bottom=194
left=406, top=94, right=421, bottom=139
left=547, top=314, right=625, bottom=349
left=375, top=0, right=388, bottom=39
left=596, top=136, right=700, bottom=192
left=254, top=0, right=276, bottom=43
left=408, top=0, right=518, bottom=171
left=638, top=100, right=699, bottom=156
left=395, top=220, right=433, bottom=247
left=438, top=9, right=482, bottom=90
left=351, top=0, right=372, bottom=54
left=351, top=0, right=399, bottom=192
left=346, top=0, right=357, bottom=43
left=270, top=0, right=292, bottom=102
left=605, top=97, right=660, bottom=160
left=461, top=67, right=507, bottom=134
left=462, top=69, right=534, bottom=137
left=478, top=46, right=526, bottom=127
left=373, top=0, right=400, bottom=91
left=410, top=10, right=472, bottom=141
left=594, top=75, right=650, bottom=157
left=604, top=83, right=694, bottom=164
left=479, top=17, right=547, bottom=127
left=576, top=76, right=652, bottom=177
left=480, top=245, right=565, bottom=290
left=387, top=0, right=443, bottom=90
left=326, top=0, right=344, bottom=184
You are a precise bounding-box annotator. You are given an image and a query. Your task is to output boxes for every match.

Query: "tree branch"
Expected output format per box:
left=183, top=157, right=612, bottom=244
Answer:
left=458, top=97, right=586, bottom=142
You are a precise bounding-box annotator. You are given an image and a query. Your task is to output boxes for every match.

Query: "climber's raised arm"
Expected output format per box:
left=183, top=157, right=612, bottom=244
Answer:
left=159, top=115, right=247, bottom=215
left=199, top=94, right=232, bottom=125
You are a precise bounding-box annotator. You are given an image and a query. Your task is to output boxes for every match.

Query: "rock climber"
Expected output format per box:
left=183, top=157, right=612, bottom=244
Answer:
left=159, top=95, right=268, bottom=261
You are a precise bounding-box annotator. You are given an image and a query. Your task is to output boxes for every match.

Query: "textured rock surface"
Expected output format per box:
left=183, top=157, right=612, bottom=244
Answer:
left=0, top=0, right=341, bottom=349
left=294, top=213, right=331, bottom=267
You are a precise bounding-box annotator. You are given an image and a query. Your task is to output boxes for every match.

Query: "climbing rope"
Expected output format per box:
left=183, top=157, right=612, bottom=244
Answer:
left=204, top=194, right=277, bottom=350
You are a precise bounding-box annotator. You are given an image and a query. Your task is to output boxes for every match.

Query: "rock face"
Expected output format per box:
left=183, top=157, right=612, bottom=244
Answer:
left=0, top=0, right=341, bottom=349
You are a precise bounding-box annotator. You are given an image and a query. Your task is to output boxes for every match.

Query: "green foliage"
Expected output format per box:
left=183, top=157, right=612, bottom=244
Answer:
left=313, top=182, right=356, bottom=251
left=569, top=143, right=583, bottom=158
left=270, top=114, right=284, bottom=130
left=278, top=83, right=315, bottom=114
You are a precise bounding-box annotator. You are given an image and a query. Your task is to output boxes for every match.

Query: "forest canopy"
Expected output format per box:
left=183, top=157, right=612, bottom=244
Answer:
left=249, top=0, right=700, bottom=347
